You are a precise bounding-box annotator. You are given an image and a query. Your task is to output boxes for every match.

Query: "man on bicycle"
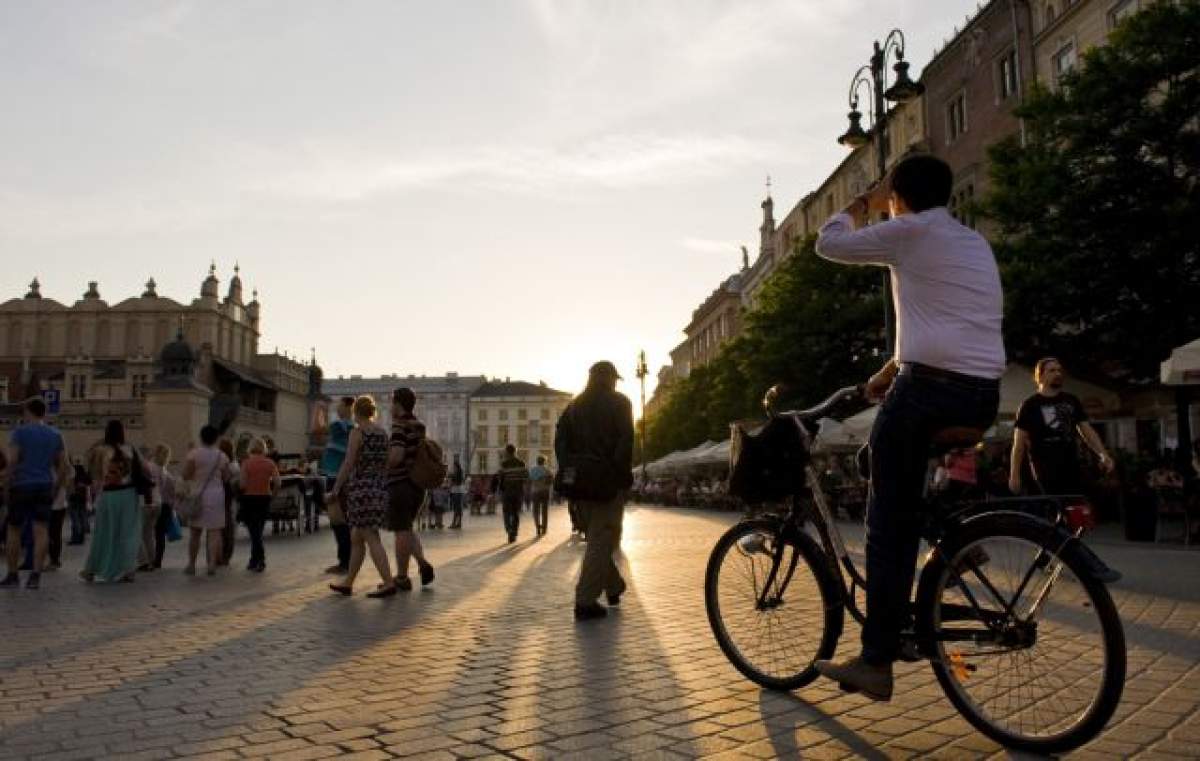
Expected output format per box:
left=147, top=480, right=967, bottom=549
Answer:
left=812, top=154, right=1005, bottom=701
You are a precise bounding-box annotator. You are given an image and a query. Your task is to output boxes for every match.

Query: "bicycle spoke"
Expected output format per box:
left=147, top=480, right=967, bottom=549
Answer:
left=711, top=526, right=829, bottom=685
left=933, top=535, right=1113, bottom=745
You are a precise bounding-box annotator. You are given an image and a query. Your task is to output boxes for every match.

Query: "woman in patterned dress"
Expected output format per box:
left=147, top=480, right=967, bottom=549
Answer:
left=328, top=396, right=396, bottom=597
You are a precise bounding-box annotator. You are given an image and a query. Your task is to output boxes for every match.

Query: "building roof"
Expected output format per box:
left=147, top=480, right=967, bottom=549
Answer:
left=921, top=0, right=1001, bottom=77
left=212, top=358, right=276, bottom=391
left=471, top=380, right=571, bottom=399
left=322, top=374, right=486, bottom=397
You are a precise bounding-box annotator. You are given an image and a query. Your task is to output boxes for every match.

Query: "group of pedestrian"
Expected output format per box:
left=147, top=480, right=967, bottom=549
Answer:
left=325, top=388, right=435, bottom=597
left=0, top=394, right=293, bottom=588
left=4, top=363, right=639, bottom=626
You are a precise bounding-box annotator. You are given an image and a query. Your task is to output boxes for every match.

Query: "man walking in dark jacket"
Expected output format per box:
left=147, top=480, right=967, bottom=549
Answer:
left=555, top=361, right=634, bottom=620
left=496, top=445, right=528, bottom=543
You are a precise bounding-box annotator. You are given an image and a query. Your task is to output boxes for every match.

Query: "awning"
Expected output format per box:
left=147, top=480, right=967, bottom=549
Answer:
left=212, top=358, right=276, bottom=390
left=1161, top=338, right=1200, bottom=386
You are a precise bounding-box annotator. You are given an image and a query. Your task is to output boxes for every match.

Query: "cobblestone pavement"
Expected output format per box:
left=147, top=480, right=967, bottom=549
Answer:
left=1, top=506, right=1197, bottom=760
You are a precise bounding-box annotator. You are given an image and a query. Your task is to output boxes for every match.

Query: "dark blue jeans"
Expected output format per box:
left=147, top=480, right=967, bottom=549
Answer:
left=861, top=367, right=999, bottom=665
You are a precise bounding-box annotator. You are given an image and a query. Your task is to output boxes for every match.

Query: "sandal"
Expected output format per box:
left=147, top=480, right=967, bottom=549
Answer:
left=366, top=584, right=397, bottom=599
left=328, top=584, right=353, bottom=596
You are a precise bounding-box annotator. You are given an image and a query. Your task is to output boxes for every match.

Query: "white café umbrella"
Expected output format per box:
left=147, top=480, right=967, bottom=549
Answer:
left=1161, top=338, right=1200, bottom=386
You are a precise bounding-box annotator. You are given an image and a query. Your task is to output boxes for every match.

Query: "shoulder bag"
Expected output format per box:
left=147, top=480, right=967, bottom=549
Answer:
left=177, top=456, right=220, bottom=522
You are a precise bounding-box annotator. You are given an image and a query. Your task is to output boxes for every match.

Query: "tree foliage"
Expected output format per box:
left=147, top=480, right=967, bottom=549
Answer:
left=643, top=235, right=883, bottom=460
left=980, top=1, right=1200, bottom=382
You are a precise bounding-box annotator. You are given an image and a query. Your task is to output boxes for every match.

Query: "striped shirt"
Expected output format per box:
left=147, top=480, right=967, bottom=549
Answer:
left=388, top=413, right=426, bottom=486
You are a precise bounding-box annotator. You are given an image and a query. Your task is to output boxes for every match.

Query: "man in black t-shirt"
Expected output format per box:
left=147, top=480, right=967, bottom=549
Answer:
left=1010, top=358, right=1113, bottom=495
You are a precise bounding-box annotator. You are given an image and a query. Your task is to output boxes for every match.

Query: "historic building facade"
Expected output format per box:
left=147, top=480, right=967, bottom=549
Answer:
left=320, top=373, right=485, bottom=467
left=469, top=380, right=572, bottom=475
left=1032, top=0, right=1150, bottom=89
left=0, top=268, right=321, bottom=462
left=921, top=0, right=1036, bottom=227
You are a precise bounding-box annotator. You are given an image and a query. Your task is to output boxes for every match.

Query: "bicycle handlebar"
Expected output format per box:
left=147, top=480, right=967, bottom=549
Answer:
left=767, top=384, right=865, bottom=422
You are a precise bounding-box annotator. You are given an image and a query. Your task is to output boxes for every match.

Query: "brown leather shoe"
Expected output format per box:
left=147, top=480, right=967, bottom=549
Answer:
left=815, top=656, right=893, bottom=701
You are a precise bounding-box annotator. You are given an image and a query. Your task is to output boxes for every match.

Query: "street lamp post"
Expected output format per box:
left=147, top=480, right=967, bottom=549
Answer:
left=635, top=350, right=649, bottom=484
left=836, top=29, right=924, bottom=357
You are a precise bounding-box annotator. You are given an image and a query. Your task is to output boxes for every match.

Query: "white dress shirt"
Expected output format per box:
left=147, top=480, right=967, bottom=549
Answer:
left=816, top=207, right=1005, bottom=379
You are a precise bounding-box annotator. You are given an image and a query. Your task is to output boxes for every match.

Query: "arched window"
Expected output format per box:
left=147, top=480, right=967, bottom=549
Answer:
left=1046, top=3, right=1057, bottom=28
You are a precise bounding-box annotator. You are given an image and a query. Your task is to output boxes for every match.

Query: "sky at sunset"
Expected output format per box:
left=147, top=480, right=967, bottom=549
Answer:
left=1, top=0, right=985, bottom=398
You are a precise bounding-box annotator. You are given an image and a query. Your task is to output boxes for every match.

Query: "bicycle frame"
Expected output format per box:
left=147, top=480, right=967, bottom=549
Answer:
left=755, top=461, right=1091, bottom=652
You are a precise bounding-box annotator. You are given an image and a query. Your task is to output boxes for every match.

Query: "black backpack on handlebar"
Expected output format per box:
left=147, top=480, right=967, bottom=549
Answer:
left=728, top=417, right=810, bottom=504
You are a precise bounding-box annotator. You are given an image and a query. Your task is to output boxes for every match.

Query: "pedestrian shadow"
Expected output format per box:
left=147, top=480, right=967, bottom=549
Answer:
left=0, top=518, right=702, bottom=760
left=0, top=537, right=548, bottom=747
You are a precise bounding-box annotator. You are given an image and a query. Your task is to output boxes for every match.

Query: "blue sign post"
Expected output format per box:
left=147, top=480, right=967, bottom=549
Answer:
left=41, top=388, right=61, bottom=416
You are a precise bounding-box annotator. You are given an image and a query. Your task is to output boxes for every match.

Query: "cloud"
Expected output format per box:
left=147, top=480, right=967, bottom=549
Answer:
left=248, top=132, right=773, bottom=202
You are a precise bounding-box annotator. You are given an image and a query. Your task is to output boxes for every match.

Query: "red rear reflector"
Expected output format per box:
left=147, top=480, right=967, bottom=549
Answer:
left=1064, top=502, right=1096, bottom=531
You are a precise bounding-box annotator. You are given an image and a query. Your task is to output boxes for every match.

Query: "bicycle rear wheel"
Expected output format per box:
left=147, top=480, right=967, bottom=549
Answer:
left=704, top=518, right=843, bottom=691
left=918, top=514, right=1125, bottom=754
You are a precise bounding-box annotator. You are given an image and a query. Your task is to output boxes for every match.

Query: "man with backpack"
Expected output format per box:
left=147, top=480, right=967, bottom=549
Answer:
left=555, top=361, right=634, bottom=620
left=495, top=444, right=528, bottom=543
left=385, top=387, right=435, bottom=590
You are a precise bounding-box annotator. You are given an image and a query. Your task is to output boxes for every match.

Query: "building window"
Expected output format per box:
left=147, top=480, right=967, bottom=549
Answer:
left=0, top=378, right=7, bottom=403
left=70, top=374, right=87, bottom=400
left=997, top=49, right=1018, bottom=101
left=502, top=426, right=511, bottom=445
left=946, top=92, right=968, bottom=143
left=1108, top=0, right=1138, bottom=29
left=131, top=374, right=148, bottom=399
left=477, top=409, right=488, bottom=422
left=518, top=426, right=529, bottom=446
left=540, top=408, right=549, bottom=420
left=949, top=184, right=977, bottom=228
left=499, top=409, right=508, bottom=421
left=541, top=425, right=552, bottom=444
left=477, top=452, right=489, bottom=473
left=517, top=408, right=527, bottom=421
left=1045, top=3, right=1057, bottom=29
left=1052, top=41, right=1077, bottom=84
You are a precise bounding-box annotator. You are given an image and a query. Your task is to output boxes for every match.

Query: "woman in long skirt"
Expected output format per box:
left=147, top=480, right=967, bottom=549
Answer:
left=80, top=420, right=152, bottom=583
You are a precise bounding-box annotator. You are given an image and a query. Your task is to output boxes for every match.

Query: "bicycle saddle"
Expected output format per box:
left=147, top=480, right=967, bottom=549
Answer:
left=930, top=426, right=985, bottom=454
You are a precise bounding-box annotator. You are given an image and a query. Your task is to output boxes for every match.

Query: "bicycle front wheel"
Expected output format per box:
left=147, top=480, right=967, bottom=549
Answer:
left=704, top=518, right=843, bottom=691
left=919, top=514, right=1125, bottom=754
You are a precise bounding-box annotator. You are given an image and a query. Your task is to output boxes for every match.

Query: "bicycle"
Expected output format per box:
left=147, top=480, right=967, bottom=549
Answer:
left=704, top=385, right=1126, bottom=754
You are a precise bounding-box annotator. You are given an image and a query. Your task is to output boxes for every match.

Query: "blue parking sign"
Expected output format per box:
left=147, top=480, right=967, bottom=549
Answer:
left=41, top=389, right=60, bottom=416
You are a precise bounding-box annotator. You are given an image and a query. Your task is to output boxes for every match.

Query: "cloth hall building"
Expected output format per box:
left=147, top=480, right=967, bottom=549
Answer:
left=0, top=267, right=323, bottom=463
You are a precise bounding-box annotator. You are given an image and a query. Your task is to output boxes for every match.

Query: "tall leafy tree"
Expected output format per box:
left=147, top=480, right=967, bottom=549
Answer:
left=643, top=235, right=882, bottom=459
left=981, top=1, right=1200, bottom=382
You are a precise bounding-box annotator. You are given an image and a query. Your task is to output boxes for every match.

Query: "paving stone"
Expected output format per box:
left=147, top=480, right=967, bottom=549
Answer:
left=0, top=508, right=1196, bottom=761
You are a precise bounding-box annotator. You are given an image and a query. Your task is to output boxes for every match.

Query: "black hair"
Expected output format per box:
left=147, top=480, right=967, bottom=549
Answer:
left=889, top=154, right=953, bottom=212
left=200, top=424, right=220, bottom=446
left=104, top=420, right=127, bottom=462
left=392, top=387, right=416, bottom=413
left=339, top=396, right=356, bottom=407
left=25, top=397, right=47, bottom=417
left=505, top=444, right=516, bottom=455
left=536, top=455, right=546, bottom=465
